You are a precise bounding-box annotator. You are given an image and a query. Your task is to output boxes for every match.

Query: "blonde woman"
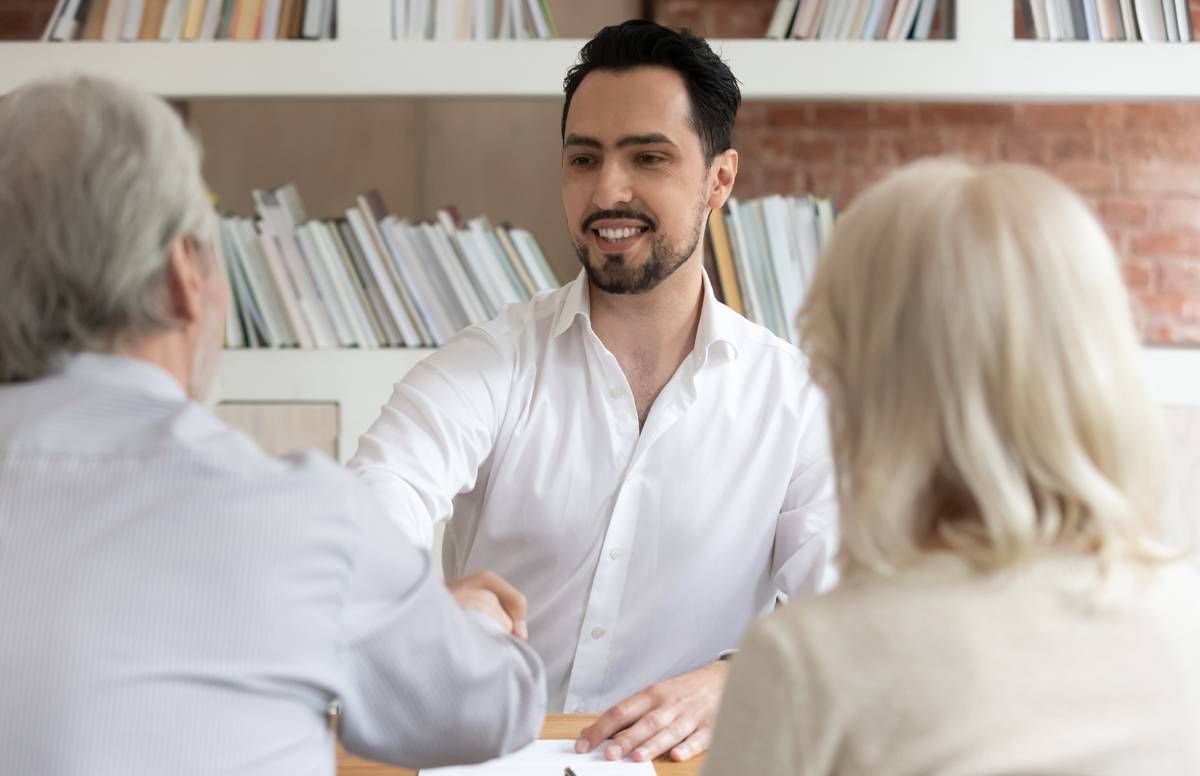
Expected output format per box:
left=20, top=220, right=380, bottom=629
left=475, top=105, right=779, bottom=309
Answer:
left=701, top=159, right=1200, bottom=775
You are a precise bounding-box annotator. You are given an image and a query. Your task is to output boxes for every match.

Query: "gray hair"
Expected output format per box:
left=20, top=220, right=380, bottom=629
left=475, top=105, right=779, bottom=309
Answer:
left=0, top=75, right=215, bottom=383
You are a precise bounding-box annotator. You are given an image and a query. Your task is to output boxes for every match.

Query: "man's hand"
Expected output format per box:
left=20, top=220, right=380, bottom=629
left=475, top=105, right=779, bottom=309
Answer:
left=575, top=660, right=730, bottom=763
left=445, top=570, right=528, bottom=640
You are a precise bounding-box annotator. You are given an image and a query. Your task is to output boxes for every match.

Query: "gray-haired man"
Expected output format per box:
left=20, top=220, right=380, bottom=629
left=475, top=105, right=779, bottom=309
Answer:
left=0, top=76, right=545, bottom=775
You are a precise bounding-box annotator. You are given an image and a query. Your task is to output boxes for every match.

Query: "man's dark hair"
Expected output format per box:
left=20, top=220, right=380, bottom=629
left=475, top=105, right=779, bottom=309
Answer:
left=562, top=20, right=741, bottom=164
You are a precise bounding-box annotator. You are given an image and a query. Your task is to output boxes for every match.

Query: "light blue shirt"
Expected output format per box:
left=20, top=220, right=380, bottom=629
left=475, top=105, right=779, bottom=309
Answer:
left=0, top=353, right=545, bottom=776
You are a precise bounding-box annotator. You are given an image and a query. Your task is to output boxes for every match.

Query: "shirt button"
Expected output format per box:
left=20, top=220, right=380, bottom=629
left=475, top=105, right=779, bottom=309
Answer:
left=591, top=627, right=606, bottom=640
left=609, top=548, right=622, bottom=561
left=609, top=386, right=623, bottom=399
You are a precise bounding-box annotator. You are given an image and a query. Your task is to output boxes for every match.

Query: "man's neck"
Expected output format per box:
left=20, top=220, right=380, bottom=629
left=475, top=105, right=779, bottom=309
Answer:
left=119, top=331, right=193, bottom=397
left=588, top=260, right=705, bottom=371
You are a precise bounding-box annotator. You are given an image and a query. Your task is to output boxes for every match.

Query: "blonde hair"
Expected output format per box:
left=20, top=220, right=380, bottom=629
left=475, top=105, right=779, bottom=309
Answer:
left=800, top=158, right=1166, bottom=574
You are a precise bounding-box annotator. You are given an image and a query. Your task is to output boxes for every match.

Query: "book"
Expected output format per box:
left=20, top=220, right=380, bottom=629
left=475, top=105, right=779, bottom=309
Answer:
left=198, top=0, right=224, bottom=38
left=1133, top=0, right=1167, bottom=40
left=790, top=0, right=824, bottom=38
left=766, top=0, right=801, bottom=38
left=257, top=225, right=315, bottom=348
left=301, top=0, right=324, bottom=38
left=1162, top=0, right=1181, bottom=41
left=119, top=0, right=145, bottom=40
left=1118, top=0, right=1137, bottom=37
left=81, top=0, right=110, bottom=39
left=326, top=221, right=389, bottom=346
left=346, top=207, right=424, bottom=346
left=1176, top=0, right=1192, bottom=39
left=718, top=193, right=835, bottom=344
left=102, top=0, right=127, bottom=41
left=847, top=0, right=873, bottom=38
left=49, top=0, right=88, bottom=40
left=335, top=219, right=403, bottom=346
left=707, top=209, right=744, bottom=315
left=139, top=0, right=167, bottom=38
left=865, top=0, right=898, bottom=39
left=232, top=0, right=264, bottom=39
left=157, top=0, right=187, bottom=38
left=358, top=192, right=433, bottom=345
left=913, top=0, right=938, bottom=39
left=1080, top=0, right=1101, bottom=39
left=45, top=0, right=72, bottom=40
left=258, top=0, right=281, bottom=38
left=180, top=0, right=207, bottom=40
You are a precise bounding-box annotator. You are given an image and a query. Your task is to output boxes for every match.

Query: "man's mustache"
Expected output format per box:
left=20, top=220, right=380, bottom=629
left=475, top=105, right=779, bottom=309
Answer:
left=581, top=209, right=657, bottom=232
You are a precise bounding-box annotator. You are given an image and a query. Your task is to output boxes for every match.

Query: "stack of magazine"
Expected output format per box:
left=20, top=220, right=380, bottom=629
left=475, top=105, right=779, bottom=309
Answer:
left=706, top=194, right=836, bottom=346
left=218, top=184, right=558, bottom=349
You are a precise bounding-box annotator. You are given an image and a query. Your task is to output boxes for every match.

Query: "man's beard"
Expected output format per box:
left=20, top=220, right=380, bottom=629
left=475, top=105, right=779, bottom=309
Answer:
left=573, top=202, right=705, bottom=295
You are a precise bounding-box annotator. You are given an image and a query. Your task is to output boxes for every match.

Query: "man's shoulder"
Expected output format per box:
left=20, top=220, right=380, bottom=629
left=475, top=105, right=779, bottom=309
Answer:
left=468, top=284, right=573, bottom=346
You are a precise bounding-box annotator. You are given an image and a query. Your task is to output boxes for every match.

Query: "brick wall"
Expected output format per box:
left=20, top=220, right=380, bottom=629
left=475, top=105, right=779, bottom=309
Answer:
left=656, top=0, right=1200, bottom=344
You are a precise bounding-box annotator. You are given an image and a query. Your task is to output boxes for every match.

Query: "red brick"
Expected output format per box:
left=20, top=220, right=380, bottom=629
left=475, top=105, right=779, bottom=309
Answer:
left=735, top=103, right=769, bottom=128
left=1121, top=258, right=1158, bottom=292
left=889, top=133, right=945, bottom=161
left=1157, top=199, right=1200, bottom=230
left=1124, top=105, right=1200, bottom=132
left=1130, top=231, right=1200, bottom=258
left=1102, top=134, right=1162, bottom=162
left=1160, top=259, right=1200, bottom=295
left=1044, top=133, right=1097, bottom=162
left=999, top=132, right=1050, bottom=164
left=812, top=104, right=873, bottom=129
left=917, top=104, right=1016, bottom=128
left=1124, top=164, right=1200, bottom=197
left=1101, top=199, right=1152, bottom=228
left=1045, top=161, right=1119, bottom=196
left=765, top=106, right=813, bottom=128
left=873, top=105, right=916, bottom=130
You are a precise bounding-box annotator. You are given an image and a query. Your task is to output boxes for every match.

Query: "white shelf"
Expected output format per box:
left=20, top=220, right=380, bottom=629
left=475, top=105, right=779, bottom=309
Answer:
left=211, top=346, right=1200, bottom=465
left=9, top=37, right=1200, bottom=100
left=7, top=1, right=1200, bottom=100
left=213, top=348, right=433, bottom=462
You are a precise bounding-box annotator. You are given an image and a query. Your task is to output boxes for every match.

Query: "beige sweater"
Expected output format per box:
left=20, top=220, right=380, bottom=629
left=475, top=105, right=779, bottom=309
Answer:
left=702, top=553, right=1200, bottom=776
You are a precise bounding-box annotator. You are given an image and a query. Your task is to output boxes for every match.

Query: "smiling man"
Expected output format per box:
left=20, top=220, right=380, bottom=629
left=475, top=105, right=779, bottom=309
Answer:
left=349, top=20, right=837, bottom=763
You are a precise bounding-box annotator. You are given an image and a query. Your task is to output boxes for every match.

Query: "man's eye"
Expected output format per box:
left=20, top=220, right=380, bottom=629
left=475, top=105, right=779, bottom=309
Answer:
left=570, top=157, right=594, bottom=168
left=637, top=154, right=665, bottom=165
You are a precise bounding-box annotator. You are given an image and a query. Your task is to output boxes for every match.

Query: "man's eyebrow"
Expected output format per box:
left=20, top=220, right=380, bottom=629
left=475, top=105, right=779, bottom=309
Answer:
left=563, top=134, right=602, bottom=149
left=615, top=133, right=677, bottom=149
left=562, top=133, right=679, bottom=150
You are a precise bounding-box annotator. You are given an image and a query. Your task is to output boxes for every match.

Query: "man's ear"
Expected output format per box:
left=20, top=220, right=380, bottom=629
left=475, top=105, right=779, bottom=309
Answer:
left=165, top=236, right=204, bottom=327
left=706, top=148, right=739, bottom=211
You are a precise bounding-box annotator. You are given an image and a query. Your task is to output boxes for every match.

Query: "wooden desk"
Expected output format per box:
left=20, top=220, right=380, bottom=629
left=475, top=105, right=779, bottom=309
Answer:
left=338, top=714, right=704, bottom=776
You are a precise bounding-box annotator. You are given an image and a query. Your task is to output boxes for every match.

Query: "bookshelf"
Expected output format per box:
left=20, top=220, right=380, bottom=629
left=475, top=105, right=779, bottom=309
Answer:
left=5, top=0, right=1199, bottom=462
left=7, top=1, right=1200, bottom=100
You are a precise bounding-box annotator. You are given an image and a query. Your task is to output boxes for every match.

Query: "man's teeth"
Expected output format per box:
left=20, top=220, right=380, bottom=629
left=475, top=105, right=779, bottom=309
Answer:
left=597, top=227, right=645, bottom=241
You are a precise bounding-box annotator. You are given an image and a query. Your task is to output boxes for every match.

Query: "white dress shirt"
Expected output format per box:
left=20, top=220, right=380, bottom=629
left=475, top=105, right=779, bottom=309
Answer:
left=0, top=353, right=545, bottom=776
left=350, top=271, right=838, bottom=713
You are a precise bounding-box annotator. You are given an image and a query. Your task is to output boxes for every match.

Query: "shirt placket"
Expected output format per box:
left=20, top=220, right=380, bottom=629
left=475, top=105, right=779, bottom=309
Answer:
left=562, top=345, right=699, bottom=712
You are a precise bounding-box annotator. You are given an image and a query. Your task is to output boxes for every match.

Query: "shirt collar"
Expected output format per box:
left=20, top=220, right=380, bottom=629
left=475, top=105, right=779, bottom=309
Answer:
left=62, top=352, right=188, bottom=403
left=550, top=269, right=741, bottom=366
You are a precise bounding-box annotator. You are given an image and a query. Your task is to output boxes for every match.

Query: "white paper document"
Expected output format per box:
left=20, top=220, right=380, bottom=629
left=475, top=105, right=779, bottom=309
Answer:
left=422, top=739, right=658, bottom=775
